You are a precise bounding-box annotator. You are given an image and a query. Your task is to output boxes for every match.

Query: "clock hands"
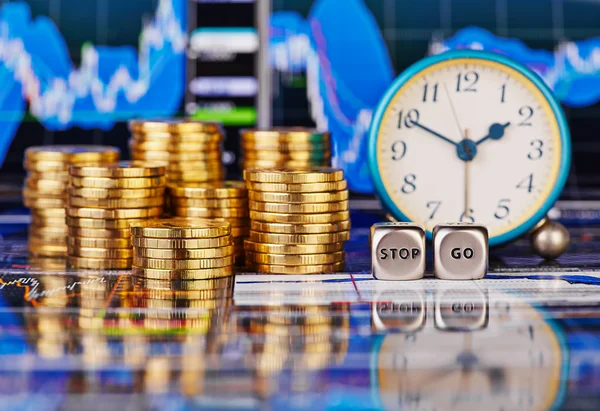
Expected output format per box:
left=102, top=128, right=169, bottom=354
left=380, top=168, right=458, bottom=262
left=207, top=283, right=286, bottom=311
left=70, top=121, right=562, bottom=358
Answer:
left=475, top=122, right=511, bottom=145
left=410, top=121, right=457, bottom=147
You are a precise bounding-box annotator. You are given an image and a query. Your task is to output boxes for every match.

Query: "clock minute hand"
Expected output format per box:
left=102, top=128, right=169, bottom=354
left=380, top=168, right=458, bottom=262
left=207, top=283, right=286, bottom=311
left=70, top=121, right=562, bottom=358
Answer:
left=475, top=122, right=511, bottom=146
left=411, top=121, right=458, bottom=147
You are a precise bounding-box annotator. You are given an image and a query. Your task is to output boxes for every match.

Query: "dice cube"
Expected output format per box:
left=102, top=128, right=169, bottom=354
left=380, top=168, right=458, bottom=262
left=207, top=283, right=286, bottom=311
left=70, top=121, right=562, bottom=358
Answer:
left=433, top=223, right=488, bottom=280
left=371, top=222, right=426, bottom=281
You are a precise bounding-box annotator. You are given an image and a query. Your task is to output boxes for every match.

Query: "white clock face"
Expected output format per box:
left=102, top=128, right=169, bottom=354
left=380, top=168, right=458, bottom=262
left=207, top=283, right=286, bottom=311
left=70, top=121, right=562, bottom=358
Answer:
left=374, top=58, right=563, bottom=239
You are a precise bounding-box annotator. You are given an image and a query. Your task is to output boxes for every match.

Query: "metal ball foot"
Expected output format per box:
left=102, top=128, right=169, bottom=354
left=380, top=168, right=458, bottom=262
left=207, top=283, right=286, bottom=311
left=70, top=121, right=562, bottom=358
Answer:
left=530, top=218, right=570, bottom=260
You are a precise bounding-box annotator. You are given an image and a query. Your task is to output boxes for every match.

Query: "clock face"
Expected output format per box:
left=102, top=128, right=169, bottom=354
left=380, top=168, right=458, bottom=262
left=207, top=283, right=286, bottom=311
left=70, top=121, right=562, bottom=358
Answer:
left=370, top=54, right=569, bottom=245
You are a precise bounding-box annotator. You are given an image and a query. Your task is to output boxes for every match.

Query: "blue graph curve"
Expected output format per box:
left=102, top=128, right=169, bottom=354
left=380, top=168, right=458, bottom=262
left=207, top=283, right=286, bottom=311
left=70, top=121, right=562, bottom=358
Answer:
left=0, top=0, right=186, bottom=163
left=271, top=1, right=600, bottom=193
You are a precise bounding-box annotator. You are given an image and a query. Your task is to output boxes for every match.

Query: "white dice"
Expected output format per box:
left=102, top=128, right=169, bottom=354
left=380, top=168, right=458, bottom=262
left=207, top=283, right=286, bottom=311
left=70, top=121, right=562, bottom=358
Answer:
left=371, top=222, right=426, bottom=281
left=433, top=223, right=488, bottom=280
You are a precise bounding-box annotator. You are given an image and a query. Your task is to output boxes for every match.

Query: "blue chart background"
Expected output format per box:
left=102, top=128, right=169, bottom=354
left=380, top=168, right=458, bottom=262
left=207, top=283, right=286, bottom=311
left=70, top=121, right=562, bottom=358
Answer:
left=271, top=0, right=600, bottom=193
left=0, top=0, right=185, bottom=171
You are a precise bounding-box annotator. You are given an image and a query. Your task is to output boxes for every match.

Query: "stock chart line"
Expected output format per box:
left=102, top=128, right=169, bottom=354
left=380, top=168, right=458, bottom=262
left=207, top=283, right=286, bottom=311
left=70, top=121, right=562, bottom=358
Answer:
left=271, top=0, right=600, bottom=193
left=0, top=0, right=186, bottom=162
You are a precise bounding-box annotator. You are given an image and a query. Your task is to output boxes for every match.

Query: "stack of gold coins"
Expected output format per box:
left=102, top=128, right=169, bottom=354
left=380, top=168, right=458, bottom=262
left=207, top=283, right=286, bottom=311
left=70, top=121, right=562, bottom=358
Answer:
left=24, top=145, right=120, bottom=257
left=240, top=128, right=331, bottom=170
left=129, top=119, right=225, bottom=184
left=167, top=181, right=249, bottom=266
left=66, top=162, right=166, bottom=269
left=130, top=219, right=234, bottom=287
left=244, top=168, right=350, bottom=274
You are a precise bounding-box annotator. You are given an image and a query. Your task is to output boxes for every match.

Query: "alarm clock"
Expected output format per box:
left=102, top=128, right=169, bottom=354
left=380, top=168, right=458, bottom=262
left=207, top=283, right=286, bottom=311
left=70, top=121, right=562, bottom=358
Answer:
left=368, top=50, right=571, bottom=252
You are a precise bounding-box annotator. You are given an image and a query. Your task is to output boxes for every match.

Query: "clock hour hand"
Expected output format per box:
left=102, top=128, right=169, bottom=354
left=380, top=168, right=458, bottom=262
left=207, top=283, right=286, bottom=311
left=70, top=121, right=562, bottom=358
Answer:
left=410, top=121, right=458, bottom=147
left=475, top=122, right=511, bottom=146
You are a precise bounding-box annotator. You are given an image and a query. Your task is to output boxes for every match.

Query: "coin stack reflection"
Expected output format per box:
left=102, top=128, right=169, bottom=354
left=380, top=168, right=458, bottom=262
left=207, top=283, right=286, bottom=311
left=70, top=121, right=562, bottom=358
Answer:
left=24, top=145, right=120, bottom=257
left=66, top=162, right=166, bottom=269
left=240, top=128, right=331, bottom=170
left=244, top=168, right=350, bottom=274
left=129, top=119, right=225, bottom=184
left=168, top=181, right=249, bottom=266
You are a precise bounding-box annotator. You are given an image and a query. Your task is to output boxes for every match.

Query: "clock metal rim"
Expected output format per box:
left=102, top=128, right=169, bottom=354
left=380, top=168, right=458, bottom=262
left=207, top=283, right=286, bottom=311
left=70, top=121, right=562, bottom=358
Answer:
left=367, top=49, right=571, bottom=247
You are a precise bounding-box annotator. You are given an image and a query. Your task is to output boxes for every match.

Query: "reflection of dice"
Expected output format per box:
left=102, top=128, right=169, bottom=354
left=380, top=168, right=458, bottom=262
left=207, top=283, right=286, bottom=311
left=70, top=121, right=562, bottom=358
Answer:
left=433, top=223, right=488, bottom=280
left=434, top=289, right=489, bottom=331
left=371, top=222, right=426, bottom=281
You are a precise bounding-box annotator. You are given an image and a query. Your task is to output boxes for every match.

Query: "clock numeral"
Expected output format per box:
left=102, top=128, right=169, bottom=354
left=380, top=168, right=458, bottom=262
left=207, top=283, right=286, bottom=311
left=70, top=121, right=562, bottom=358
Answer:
left=391, top=141, right=407, bottom=161
left=500, top=84, right=506, bottom=103
left=456, top=71, right=479, bottom=92
left=518, top=106, right=534, bottom=126
left=422, top=83, right=438, bottom=102
left=517, top=174, right=535, bottom=193
left=527, top=139, right=543, bottom=160
left=426, top=201, right=441, bottom=220
left=460, top=209, right=475, bottom=223
left=398, top=109, right=419, bottom=129
left=494, top=198, right=511, bottom=219
left=401, top=174, right=417, bottom=194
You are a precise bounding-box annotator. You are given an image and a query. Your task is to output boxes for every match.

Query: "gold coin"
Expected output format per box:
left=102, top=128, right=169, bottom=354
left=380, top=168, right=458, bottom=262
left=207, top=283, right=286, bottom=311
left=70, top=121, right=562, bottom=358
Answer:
left=134, top=245, right=233, bottom=259
left=131, top=150, right=222, bottom=162
left=241, top=141, right=330, bottom=151
left=25, top=145, right=120, bottom=163
left=68, top=161, right=165, bottom=178
left=29, top=225, right=68, bottom=237
left=70, top=175, right=166, bottom=189
left=249, top=230, right=350, bottom=244
left=167, top=170, right=224, bottom=183
left=68, top=186, right=166, bottom=199
left=241, top=128, right=330, bottom=142
left=133, top=255, right=233, bottom=269
left=247, top=180, right=347, bottom=193
left=32, top=208, right=66, bottom=218
left=142, top=287, right=233, bottom=300
left=129, top=119, right=220, bottom=134
left=244, top=240, right=344, bottom=255
left=67, top=256, right=131, bottom=270
left=67, top=246, right=133, bottom=259
left=250, top=210, right=350, bottom=224
left=249, top=200, right=348, bottom=214
left=250, top=220, right=350, bottom=234
left=67, top=227, right=131, bottom=238
left=24, top=197, right=65, bottom=209
left=231, top=226, right=250, bottom=237
left=166, top=161, right=223, bottom=171
left=131, top=132, right=224, bottom=144
left=24, top=159, right=68, bottom=172
left=28, top=242, right=67, bottom=257
left=135, top=275, right=233, bottom=291
left=130, top=218, right=230, bottom=238
left=67, top=236, right=131, bottom=249
left=167, top=181, right=246, bottom=199
left=170, top=197, right=248, bottom=208
left=248, top=190, right=348, bottom=203
left=27, top=170, right=69, bottom=182
left=241, top=160, right=330, bottom=169
left=139, top=298, right=230, bottom=311
left=66, top=217, right=145, bottom=229
left=246, top=251, right=344, bottom=266
left=22, top=187, right=65, bottom=200
left=129, top=139, right=221, bottom=152
left=66, top=207, right=163, bottom=219
left=244, top=168, right=343, bottom=184
left=247, top=261, right=344, bottom=274
left=243, top=150, right=331, bottom=161
left=132, top=266, right=233, bottom=281
left=31, top=215, right=66, bottom=227
left=131, top=235, right=230, bottom=249
left=25, top=178, right=69, bottom=192
left=67, top=195, right=164, bottom=209
left=173, top=207, right=248, bottom=218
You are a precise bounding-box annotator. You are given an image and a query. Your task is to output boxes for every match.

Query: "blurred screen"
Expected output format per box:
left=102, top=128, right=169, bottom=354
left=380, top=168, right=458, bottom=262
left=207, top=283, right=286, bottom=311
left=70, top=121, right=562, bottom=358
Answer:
left=271, top=0, right=600, bottom=194
left=0, top=0, right=261, bottom=179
